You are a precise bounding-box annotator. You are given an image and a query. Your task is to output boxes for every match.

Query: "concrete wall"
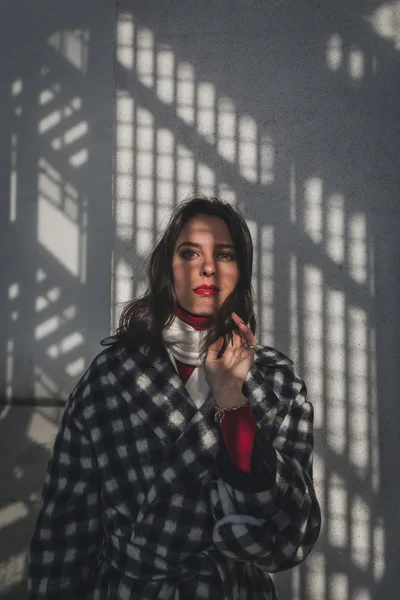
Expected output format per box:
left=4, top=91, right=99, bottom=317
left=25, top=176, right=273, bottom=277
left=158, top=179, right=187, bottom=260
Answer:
left=0, top=1, right=114, bottom=597
left=1, top=1, right=400, bottom=599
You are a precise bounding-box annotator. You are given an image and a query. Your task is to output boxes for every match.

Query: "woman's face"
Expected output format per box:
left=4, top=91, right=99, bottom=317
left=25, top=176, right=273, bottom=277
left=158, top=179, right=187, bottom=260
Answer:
left=172, top=214, right=239, bottom=316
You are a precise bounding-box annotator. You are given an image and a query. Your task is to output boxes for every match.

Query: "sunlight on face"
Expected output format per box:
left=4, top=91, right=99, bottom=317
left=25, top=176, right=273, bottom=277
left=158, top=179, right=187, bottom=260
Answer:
left=172, top=214, right=239, bottom=316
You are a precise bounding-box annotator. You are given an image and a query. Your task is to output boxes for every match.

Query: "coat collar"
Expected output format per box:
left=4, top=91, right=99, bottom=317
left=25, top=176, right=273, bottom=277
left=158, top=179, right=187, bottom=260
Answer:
left=105, top=341, right=294, bottom=447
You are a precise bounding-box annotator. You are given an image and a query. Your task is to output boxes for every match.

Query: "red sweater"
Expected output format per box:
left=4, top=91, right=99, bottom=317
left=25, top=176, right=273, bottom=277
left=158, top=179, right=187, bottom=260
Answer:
left=174, top=306, right=257, bottom=473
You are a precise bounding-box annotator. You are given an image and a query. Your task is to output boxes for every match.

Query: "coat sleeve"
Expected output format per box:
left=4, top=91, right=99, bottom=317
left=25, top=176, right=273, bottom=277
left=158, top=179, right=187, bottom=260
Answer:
left=210, top=380, right=321, bottom=573
left=28, top=374, right=102, bottom=599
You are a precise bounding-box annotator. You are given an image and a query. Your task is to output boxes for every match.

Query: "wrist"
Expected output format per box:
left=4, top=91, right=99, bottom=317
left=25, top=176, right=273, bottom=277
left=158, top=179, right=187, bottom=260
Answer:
left=214, top=387, right=246, bottom=409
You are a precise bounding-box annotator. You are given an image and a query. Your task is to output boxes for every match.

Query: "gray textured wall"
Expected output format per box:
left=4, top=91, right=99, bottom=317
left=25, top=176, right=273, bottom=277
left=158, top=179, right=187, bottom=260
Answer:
left=0, top=1, right=114, bottom=597
left=1, top=1, right=400, bottom=599
left=113, top=1, right=400, bottom=599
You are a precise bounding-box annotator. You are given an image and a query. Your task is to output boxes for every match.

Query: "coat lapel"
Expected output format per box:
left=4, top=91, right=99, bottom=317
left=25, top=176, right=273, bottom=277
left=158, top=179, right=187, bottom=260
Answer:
left=107, top=345, right=219, bottom=523
left=107, top=344, right=200, bottom=449
left=105, top=342, right=219, bottom=482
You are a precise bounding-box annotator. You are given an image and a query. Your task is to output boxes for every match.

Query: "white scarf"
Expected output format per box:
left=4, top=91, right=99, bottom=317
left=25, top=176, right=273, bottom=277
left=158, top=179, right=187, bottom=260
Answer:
left=162, top=315, right=207, bottom=367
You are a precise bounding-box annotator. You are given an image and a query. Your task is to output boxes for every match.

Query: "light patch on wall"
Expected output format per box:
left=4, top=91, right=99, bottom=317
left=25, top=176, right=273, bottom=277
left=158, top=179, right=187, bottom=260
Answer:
left=35, top=316, right=60, bottom=341
left=348, top=305, right=369, bottom=478
left=117, top=13, right=134, bottom=69
left=66, top=357, right=85, bottom=378
left=177, top=62, right=195, bottom=125
left=373, top=516, right=385, bottom=580
left=305, top=551, right=326, bottom=599
left=64, top=121, right=88, bottom=145
left=8, top=283, right=19, bottom=300
left=328, top=473, right=348, bottom=549
left=9, top=134, right=18, bottom=222
left=369, top=327, right=380, bottom=492
left=303, top=264, right=324, bottom=429
left=218, top=182, right=236, bottom=205
left=197, top=162, right=215, bottom=196
left=177, top=143, right=195, bottom=203
left=290, top=164, right=297, bottom=223
left=326, top=34, right=343, bottom=71
left=326, top=289, right=346, bottom=455
left=0, top=551, right=26, bottom=595
left=260, top=224, right=275, bottom=345
left=329, top=572, right=349, bottom=600
left=115, top=93, right=134, bottom=202
left=304, top=177, right=323, bottom=244
left=260, top=135, right=274, bottom=184
left=36, top=268, right=47, bottom=283
left=6, top=339, right=14, bottom=402
left=38, top=194, right=79, bottom=276
left=69, top=148, right=88, bottom=168
left=113, top=258, right=133, bottom=327
left=39, top=109, right=62, bottom=135
left=47, top=332, right=84, bottom=359
left=348, top=212, right=367, bottom=284
left=291, top=568, right=301, bottom=600
left=27, top=407, right=59, bottom=447
left=366, top=2, right=400, bottom=50
left=197, top=82, right=216, bottom=144
left=115, top=198, right=134, bottom=241
left=351, top=495, right=370, bottom=571
left=326, top=193, right=344, bottom=264
left=11, top=78, right=23, bottom=96
left=35, top=305, right=77, bottom=342
left=348, top=48, right=365, bottom=80
left=47, top=30, right=90, bottom=73
left=39, top=84, right=61, bottom=106
left=217, top=97, right=236, bottom=163
left=137, top=28, right=155, bottom=88
left=0, top=501, right=29, bottom=531
left=239, top=114, right=257, bottom=183
left=289, top=253, right=299, bottom=363
left=157, top=46, right=175, bottom=105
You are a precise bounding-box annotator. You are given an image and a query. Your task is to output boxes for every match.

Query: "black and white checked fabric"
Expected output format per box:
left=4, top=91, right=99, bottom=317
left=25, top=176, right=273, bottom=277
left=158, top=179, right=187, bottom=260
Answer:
left=28, top=341, right=321, bottom=599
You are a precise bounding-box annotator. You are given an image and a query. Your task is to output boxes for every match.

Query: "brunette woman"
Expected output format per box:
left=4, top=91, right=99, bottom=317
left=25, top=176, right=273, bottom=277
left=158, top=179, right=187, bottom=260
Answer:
left=28, top=196, right=321, bottom=599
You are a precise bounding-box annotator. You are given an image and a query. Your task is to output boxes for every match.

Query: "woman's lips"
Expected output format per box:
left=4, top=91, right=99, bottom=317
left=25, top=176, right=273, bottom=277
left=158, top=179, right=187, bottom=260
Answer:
left=193, top=289, right=218, bottom=296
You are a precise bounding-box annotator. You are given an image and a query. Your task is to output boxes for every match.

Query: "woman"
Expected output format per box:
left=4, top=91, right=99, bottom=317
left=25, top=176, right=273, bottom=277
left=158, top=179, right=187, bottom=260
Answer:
left=28, top=196, right=321, bottom=599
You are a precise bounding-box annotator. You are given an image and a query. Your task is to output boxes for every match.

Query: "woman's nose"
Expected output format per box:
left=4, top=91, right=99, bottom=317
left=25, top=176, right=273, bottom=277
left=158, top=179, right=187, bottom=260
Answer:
left=201, top=258, right=216, bottom=275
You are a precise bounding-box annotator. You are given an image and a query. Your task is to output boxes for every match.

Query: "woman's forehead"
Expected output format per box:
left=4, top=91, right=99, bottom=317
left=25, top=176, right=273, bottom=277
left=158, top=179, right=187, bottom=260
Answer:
left=177, top=214, right=231, bottom=238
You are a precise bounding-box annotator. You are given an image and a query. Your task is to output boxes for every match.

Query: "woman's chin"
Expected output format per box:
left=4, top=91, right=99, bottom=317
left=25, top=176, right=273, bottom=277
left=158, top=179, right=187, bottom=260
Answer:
left=178, top=301, right=215, bottom=317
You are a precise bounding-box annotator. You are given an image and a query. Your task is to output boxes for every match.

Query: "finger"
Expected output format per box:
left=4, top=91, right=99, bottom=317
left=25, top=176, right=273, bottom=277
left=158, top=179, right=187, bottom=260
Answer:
left=237, top=322, right=256, bottom=345
left=231, top=330, right=242, bottom=346
left=208, top=336, right=224, bottom=355
left=232, top=312, right=250, bottom=331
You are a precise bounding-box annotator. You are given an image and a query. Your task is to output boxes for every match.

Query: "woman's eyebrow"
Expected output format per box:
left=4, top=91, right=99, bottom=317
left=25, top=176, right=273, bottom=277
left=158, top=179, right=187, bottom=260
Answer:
left=177, top=241, right=235, bottom=250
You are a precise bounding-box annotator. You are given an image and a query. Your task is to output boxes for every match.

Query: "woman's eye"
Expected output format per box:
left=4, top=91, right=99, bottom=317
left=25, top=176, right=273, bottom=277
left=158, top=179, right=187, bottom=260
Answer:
left=180, top=250, right=235, bottom=260
left=181, top=250, right=197, bottom=259
left=220, top=253, right=235, bottom=260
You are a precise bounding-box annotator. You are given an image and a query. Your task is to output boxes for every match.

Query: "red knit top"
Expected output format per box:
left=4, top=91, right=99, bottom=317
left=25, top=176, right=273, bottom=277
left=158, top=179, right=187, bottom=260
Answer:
left=174, top=306, right=257, bottom=473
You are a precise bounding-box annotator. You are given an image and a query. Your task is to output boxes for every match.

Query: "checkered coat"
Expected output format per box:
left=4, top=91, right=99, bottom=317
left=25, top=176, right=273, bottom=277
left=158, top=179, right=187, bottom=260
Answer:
left=28, top=340, right=321, bottom=600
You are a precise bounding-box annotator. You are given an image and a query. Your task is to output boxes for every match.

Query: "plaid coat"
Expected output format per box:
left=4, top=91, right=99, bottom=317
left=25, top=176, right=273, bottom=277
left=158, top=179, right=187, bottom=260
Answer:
left=28, top=340, right=321, bottom=600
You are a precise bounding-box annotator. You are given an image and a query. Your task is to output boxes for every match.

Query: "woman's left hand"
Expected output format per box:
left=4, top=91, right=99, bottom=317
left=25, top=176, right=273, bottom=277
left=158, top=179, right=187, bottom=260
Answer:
left=204, top=312, right=257, bottom=396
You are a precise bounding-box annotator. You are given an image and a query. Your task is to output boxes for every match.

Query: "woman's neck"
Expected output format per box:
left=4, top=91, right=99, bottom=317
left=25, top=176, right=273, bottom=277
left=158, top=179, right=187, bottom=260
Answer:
left=176, top=304, right=211, bottom=331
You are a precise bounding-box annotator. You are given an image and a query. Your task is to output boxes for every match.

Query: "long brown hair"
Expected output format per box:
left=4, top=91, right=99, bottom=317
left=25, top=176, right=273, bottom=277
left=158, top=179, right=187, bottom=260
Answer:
left=117, top=196, right=256, bottom=361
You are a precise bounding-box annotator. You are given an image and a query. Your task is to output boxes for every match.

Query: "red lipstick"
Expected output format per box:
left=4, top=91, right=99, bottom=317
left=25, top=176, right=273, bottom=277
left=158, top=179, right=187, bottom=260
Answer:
left=193, top=285, right=219, bottom=296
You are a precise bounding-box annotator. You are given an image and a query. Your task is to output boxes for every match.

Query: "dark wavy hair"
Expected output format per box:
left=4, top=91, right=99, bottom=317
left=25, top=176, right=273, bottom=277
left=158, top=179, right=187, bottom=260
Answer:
left=117, top=196, right=256, bottom=361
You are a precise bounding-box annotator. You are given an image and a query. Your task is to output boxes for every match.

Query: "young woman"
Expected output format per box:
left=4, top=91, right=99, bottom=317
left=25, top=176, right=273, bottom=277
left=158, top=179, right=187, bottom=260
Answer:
left=28, top=197, right=321, bottom=599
